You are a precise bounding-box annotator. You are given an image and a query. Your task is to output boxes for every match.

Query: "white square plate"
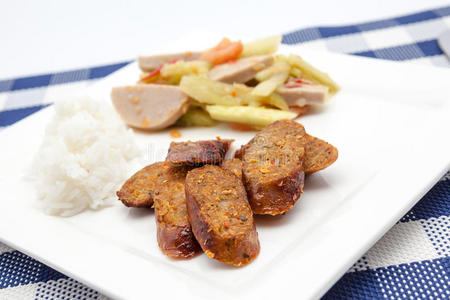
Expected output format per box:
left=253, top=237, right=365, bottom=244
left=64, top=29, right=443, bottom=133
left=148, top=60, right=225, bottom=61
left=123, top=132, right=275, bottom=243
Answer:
left=1, top=36, right=449, bottom=300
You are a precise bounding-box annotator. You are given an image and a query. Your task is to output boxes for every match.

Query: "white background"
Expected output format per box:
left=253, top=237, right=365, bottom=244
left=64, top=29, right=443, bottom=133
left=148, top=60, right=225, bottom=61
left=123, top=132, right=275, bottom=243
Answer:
left=1, top=0, right=449, bottom=79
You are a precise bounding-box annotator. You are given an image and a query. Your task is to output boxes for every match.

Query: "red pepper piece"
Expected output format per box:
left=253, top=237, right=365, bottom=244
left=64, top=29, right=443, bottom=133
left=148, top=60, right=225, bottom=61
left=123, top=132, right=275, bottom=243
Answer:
left=293, top=79, right=312, bottom=85
left=223, top=221, right=230, bottom=229
left=139, top=59, right=178, bottom=83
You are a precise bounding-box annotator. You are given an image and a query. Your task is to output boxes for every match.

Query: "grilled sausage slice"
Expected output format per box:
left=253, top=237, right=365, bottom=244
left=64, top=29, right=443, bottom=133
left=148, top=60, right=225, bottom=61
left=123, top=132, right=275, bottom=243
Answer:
left=116, top=162, right=166, bottom=207
left=185, top=165, right=260, bottom=266
left=166, top=139, right=233, bottom=166
left=303, top=134, right=338, bottom=173
left=221, top=158, right=243, bottom=180
left=153, top=166, right=201, bottom=259
left=239, top=120, right=306, bottom=215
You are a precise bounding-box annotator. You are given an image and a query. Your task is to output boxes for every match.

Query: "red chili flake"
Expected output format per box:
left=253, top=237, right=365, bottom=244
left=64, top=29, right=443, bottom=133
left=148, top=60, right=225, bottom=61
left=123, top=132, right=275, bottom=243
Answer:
left=140, top=67, right=161, bottom=82
left=293, top=79, right=312, bottom=85
left=223, top=221, right=230, bottom=228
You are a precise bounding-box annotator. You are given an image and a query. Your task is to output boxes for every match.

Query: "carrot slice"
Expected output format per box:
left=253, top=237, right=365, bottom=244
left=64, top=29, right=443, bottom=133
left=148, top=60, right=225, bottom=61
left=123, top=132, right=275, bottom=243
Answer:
left=200, top=38, right=243, bottom=65
left=213, top=38, right=232, bottom=50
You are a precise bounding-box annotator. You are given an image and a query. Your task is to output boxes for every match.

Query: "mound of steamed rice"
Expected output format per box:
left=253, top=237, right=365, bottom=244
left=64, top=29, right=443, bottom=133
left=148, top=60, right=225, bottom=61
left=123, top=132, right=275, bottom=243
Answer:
left=31, top=97, right=140, bottom=216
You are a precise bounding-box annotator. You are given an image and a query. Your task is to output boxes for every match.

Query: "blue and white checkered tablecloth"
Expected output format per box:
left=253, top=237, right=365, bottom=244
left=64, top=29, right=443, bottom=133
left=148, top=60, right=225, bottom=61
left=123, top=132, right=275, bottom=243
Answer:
left=1, top=6, right=449, bottom=300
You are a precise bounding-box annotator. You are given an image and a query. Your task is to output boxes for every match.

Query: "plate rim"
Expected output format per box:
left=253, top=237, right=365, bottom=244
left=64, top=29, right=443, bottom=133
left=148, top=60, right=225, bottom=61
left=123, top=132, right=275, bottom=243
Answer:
left=1, top=44, right=450, bottom=300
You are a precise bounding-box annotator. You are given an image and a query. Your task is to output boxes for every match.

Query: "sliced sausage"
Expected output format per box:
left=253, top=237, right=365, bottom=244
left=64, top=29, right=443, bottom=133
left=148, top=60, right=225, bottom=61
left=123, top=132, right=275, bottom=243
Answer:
left=111, top=85, right=189, bottom=130
left=221, top=158, right=243, bottom=180
left=208, top=55, right=273, bottom=84
left=153, top=165, right=201, bottom=259
left=234, top=147, right=244, bottom=160
left=116, top=162, right=166, bottom=207
left=185, top=165, right=260, bottom=266
left=166, top=139, right=233, bottom=166
left=138, top=52, right=202, bottom=72
left=303, top=134, right=338, bottom=173
left=236, top=123, right=338, bottom=175
left=239, top=120, right=306, bottom=215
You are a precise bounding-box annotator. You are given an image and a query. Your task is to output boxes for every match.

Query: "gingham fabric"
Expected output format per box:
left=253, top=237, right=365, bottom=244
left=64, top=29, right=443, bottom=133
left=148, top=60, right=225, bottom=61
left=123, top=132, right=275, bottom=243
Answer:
left=1, top=6, right=449, bottom=300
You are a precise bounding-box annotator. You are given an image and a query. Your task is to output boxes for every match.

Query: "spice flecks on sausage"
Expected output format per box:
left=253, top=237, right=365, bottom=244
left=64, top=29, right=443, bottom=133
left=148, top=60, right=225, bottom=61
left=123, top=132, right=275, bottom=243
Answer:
left=221, top=158, right=243, bottom=180
left=185, top=165, right=260, bottom=266
left=240, top=120, right=306, bottom=215
left=153, top=166, right=201, bottom=259
left=303, top=134, right=338, bottom=173
left=166, top=139, right=233, bottom=166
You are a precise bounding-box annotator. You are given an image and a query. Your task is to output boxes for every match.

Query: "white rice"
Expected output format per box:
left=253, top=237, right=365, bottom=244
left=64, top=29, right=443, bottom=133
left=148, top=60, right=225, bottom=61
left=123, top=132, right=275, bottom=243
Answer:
left=30, top=96, right=140, bottom=216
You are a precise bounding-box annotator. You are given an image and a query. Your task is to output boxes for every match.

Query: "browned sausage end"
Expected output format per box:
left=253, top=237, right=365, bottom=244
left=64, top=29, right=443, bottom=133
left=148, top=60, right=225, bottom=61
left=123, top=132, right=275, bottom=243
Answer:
left=116, top=162, right=166, bottom=208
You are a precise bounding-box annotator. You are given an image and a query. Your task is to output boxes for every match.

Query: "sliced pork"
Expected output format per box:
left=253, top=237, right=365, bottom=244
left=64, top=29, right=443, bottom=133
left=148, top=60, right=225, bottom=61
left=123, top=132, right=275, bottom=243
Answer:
left=138, top=52, right=202, bottom=72
left=111, top=85, right=189, bottom=130
left=277, top=84, right=329, bottom=107
left=208, top=55, right=274, bottom=84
